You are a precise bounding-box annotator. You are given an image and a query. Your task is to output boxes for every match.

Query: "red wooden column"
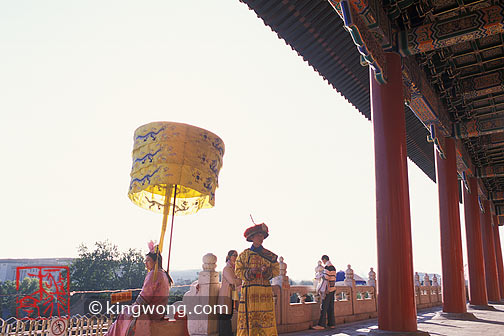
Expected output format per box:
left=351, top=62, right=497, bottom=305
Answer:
left=481, top=200, right=501, bottom=302
left=493, top=216, right=504, bottom=300
left=371, top=52, right=417, bottom=332
left=435, top=137, right=467, bottom=313
left=463, top=177, right=488, bottom=306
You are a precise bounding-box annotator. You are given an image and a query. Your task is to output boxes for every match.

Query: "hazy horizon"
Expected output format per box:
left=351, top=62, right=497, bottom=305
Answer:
left=1, top=0, right=502, bottom=282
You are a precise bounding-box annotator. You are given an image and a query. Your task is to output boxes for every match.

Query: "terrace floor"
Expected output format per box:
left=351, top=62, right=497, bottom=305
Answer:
left=283, top=302, right=504, bottom=336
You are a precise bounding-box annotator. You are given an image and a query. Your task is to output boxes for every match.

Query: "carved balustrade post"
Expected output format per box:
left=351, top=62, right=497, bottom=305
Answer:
left=344, top=264, right=355, bottom=287
left=272, top=256, right=288, bottom=287
left=432, top=274, right=440, bottom=303
left=185, top=253, right=219, bottom=336
left=273, top=256, right=290, bottom=327
left=368, top=267, right=376, bottom=287
left=423, top=274, right=431, bottom=287
left=414, top=272, right=420, bottom=305
left=368, top=267, right=377, bottom=311
left=345, top=264, right=356, bottom=315
left=432, top=274, right=439, bottom=287
left=414, top=272, right=421, bottom=287
left=423, top=274, right=432, bottom=303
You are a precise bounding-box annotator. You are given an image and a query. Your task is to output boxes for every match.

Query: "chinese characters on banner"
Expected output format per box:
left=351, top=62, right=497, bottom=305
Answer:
left=16, top=266, right=70, bottom=319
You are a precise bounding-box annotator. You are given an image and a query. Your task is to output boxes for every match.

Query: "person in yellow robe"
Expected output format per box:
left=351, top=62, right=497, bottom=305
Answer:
left=235, top=223, right=279, bottom=336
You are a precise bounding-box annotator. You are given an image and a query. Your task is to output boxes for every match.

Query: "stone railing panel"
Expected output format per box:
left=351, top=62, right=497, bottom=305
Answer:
left=285, top=300, right=316, bottom=325
left=430, top=286, right=442, bottom=304
left=285, top=285, right=318, bottom=325
left=288, top=285, right=313, bottom=300
left=419, top=285, right=431, bottom=304
left=353, top=286, right=376, bottom=315
left=333, top=286, right=353, bottom=317
left=151, top=319, right=188, bottom=336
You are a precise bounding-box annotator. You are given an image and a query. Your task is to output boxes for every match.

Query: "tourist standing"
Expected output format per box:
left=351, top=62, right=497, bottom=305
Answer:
left=218, top=250, right=242, bottom=336
left=312, top=255, right=336, bottom=330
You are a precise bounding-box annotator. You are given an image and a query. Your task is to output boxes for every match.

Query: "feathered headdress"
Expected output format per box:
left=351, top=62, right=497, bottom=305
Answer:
left=148, top=240, right=159, bottom=254
left=244, top=214, right=269, bottom=242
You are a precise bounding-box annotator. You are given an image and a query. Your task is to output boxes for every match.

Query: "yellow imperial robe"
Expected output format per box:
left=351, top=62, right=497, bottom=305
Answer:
left=235, top=247, right=280, bottom=336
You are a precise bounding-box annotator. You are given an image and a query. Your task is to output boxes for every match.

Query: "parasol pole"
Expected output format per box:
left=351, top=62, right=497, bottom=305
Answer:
left=154, top=185, right=174, bottom=280
left=166, top=185, right=177, bottom=273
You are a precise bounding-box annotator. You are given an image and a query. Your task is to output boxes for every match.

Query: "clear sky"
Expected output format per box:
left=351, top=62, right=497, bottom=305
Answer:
left=1, top=1, right=502, bottom=282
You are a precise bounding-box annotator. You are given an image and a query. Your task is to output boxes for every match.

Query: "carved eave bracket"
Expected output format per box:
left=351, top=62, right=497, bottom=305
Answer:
left=477, top=178, right=490, bottom=206
left=328, top=0, right=392, bottom=84
left=478, top=196, right=485, bottom=213
left=456, top=141, right=473, bottom=173
left=461, top=171, right=470, bottom=193
left=490, top=203, right=497, bottom=217
left=402, top=56, right=452, bottom=136
left=427, top=124, right=446, bottom=159
left=456, top=140, right=475, bottom=188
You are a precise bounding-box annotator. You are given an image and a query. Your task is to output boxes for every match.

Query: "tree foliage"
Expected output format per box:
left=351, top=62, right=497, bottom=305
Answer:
left=0, top=278, right=39, bottom=319
left=117, top=248, right=146, bottom=289
left=70, top=241, right=146, bottom=291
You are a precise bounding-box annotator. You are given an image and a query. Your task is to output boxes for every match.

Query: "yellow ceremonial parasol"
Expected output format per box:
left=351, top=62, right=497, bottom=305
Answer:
left=128, top=121, right=225, bottom=275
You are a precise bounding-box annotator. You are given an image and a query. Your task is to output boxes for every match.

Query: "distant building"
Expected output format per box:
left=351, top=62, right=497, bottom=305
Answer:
left=0, top=258, right=74, bottom=282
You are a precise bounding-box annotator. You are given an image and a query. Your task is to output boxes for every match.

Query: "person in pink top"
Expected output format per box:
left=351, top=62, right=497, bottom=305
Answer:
left=105, top=241, right=173, bottom=336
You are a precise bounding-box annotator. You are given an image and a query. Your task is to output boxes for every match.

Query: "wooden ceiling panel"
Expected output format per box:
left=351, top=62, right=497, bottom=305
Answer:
left=481, top=47, right=502, bottom=60
left=478, top=34, right=502, bottom=48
